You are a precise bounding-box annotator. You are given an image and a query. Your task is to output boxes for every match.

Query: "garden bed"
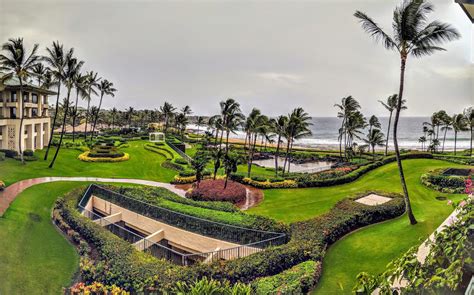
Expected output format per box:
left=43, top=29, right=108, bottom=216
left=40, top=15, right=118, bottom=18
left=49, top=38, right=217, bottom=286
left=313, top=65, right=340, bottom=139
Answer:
left=186, top=179, right=247, bottom=204
left=421, top=168, right=471, bottom=194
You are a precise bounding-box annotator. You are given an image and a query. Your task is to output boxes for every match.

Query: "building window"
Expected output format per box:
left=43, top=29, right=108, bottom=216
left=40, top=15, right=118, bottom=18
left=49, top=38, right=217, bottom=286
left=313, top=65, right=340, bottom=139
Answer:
left=23, top=92, right=29, bottom=102
left=10, top=108, right=17, bottom=119
left=43, top=96, right=48, bottom=104
left=11, top=92, right=17, bottom=102
left=32, top=108, right=38, bottom=117
left=32, top=94, right=38, bottom=104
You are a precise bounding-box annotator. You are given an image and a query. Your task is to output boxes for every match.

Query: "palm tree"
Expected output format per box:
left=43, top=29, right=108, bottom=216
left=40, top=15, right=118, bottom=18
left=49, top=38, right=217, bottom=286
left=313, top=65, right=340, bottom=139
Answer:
left=0, top=38, right=40, bottom=164
left=223, top=111, right=244, bottom=153
left=71, top=72, right=88, bottom=142
left=368, top=115, right=381, bottom=134
left=49, top=54, right=84, bottom=168
left=90, top=79, right=116, bottom=140
left=418, top=136, right=427, bottom=151
left=282, top=108, right=312, bottom=174
left=245, top=108, right=263, bottom=177
left=126, top=107, right=134, bottom=127
left=83, top=71, right=100, bottom=140
left=355, top=0, right=460, bottom=224
left=344, top=111, right=367, bottom=150
left=196, top=116, right=206, bottom=135
left=190, top=152, right=210, bottom=188
left=43, top=42, right=69, bottom=160
left=436, top=110, right=452, bottom=153
left=379, top=94, right=407, bottom=156
left=272, top=115, right=288, bottom=176
left=160, top=102, right=176, bottom=133
left=364, top=129, right=385, bottom=160
left=223, top=151, right=239, bottom=189
left=452, top=113, right=468, bottom=155
left=219, top=98, right=241, bottom=149
left=175, top=112, right=189, bottom=138
left=110, top=107, right=118, bottom=129
left=335, top=96, right=361, bottom=159
left=464, top=107, right=474, bottom=156
left=32, top=63, right=47, bottom=86
left=181, top=105, right=192, bottom=116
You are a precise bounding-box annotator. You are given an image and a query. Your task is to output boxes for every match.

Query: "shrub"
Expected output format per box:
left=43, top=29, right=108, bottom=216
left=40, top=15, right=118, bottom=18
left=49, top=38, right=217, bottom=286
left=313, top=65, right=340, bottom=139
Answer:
left=0, top=180, right=5, bottom=191
left=0, top=149, right=18, bottom=158
left=252, top=260, right=322, bottom=294
left=186, top=179, right=247, bottom=204
left=421, top=168, right=469, bottom=194
left=179, top=169, right=196, bottom=177
left=251, top=176, right=267, bottom=182
left=23, top=149, right=34, bottom=157
left=154, top=142, right=165, bottom=146
left=174, top=158, right=188, bottom=165
left=173, top=277, right=252, bottom=295
left=144, top=144, right=174, bottom=160
left=78, top=152, right=130, bottom=162
left=0, top=152, right=5, bottom=161
left=269, top=177, right=285, bottom=183
left=241, top=177, right=298, bottom=189
left=162, top=160, right=185, bottom=171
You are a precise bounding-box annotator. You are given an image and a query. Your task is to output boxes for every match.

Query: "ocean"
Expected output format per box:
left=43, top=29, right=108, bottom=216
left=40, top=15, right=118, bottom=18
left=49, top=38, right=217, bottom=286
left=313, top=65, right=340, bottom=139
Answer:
left=191, top=117, right=472, bottom=150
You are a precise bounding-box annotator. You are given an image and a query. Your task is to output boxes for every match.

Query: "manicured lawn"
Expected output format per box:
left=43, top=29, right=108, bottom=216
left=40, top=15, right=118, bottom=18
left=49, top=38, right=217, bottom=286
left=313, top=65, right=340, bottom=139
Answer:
left=248, top=159, right=470, bottom=293
left=0, top=182, right=82, bottom=294
left=0, top=140, right=176, bottom=186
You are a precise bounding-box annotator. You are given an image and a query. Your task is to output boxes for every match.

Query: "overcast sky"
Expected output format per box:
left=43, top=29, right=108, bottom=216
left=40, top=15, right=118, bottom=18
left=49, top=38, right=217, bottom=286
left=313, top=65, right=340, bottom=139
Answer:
left=1, top=0, right=472, bottom=117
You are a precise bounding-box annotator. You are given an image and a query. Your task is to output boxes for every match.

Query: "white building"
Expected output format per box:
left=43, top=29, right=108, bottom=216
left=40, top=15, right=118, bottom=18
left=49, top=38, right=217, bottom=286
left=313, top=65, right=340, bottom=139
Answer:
left=0, top=74, right=55, bottom=152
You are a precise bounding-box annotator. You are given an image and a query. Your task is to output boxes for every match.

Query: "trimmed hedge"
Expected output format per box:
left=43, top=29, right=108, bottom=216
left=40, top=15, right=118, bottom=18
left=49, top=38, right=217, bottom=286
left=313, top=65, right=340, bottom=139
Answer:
left=252, top=260, right=322, bottom=294
left=78, top=151, right=130, bottom=162
left=421, top=168, right=470, bottom=194
left=0, top=152, right=4, bottom=161
left=0, top=149, right=18, bottom=158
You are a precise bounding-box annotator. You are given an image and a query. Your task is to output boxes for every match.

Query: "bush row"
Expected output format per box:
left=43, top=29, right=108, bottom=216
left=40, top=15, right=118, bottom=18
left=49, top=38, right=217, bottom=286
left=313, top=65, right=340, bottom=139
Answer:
left=420, top=169, right=467, bottom=194
left=78, top=152, right=130, bottom=162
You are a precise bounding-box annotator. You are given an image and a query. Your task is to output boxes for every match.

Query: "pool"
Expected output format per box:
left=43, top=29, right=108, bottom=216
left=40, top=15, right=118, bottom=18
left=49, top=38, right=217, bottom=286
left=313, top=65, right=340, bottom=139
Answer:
left=442, top=168, right=473, bottom=177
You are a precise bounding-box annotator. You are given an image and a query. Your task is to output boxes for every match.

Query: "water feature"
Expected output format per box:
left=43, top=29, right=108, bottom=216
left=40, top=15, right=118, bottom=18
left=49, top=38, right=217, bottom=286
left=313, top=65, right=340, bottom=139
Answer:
left=252, top=156, right=335, bottom=173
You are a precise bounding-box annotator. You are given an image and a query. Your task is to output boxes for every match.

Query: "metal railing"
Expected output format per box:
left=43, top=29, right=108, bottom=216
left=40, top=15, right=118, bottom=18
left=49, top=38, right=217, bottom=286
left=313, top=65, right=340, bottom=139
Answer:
left=166, top=141, right=192, bottom=162
left=78, top=184, right=287, bottom=265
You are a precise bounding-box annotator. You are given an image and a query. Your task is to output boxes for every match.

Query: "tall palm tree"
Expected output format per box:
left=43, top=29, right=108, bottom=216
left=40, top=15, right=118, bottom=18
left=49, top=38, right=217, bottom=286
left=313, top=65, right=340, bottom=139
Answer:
left=418, top=136, right=427, bottom=151
left=368, top=115, right=381, bottom=134
left=90, top=79, right=116, bottom=140
left=32, top=63, right=47, bottom=86
left=272, top=115, right=288, bottom=176
left=0, top=38, right=40, bottom=164
left=49, top=54, right=84, bottom=168
left=452, top=113, right=468, bottom=155
left=364, top=129, right=385, bottom=160
left=223, top=111, right=244, bottom=153
left=335, top=96, right=361, bottom=159
left=245, top=108, right=263, bottom=177
left=436, top=110, right=452, bottom=153
left=159, top=102, right=176, bottom=133
left=379, top=94, right=406, bottom=156
left=219, top=98, right=241, bottom=149
left=43, top=41, right=69, bottom=160
left=181, top=105, right=192, bottom=116
left=464, top=107, right=474, bottom=156
left=355, top=0, right=460, bottom=224
left=344, top=111, right=367, bottom=150
left=126, top=107, right=135, bottom=127
left=282, top=108, right=312, bottom=174
left=71, top=72, right=88, bottom=142
left=83, top=71, right=100, bottom=140
left=196, top=116, right=206, bottom=135
left=110, top=107, right=118, bottom=129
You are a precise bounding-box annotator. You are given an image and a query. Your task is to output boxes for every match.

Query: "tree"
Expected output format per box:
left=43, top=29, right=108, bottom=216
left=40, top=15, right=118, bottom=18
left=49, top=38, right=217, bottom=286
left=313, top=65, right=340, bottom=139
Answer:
left=223, top=151, right=239, bottom=189
left=335, top=96, right=361, bottom=159
left=282, top=108, right=312, bottom=174
left=464, top=107, right=474, bottom=156
left=71, top=72, right=88, bottom=142
left=364, top=129, right=385, bottom=160
left=368, top=115, right=381, bottom=134
left=43, top=41, right=69, bottom=160
left=452, top=113, right=468, bottom=155
left=245, top=108, right=264, bottom=177
left=0, top=38, right=40, bottom=164
left=379, top=94, right=407, bottom=156
left=32, top=63, right=47, bottom=86
left=212, top=148, right=222, bottom=180
left=272, top=115, right=288, bottom=176
left=110, top=107, right=118, bottom=129
left=355, top=0, right=460, bottom=224
left=90, top=79, right=116, bottom=140
left=126, top=107, right=134, bottom=127
left=418, top=136, right=427, bottom=151
left=83, top=71, right=100, bottom=140
left=160, top=102, right=176, bottom=133
left=49, top=54, right=84, bottom=168
left=223, top=111, right=244, bottom=154
left=175, top=112, right=188, bottom=138
left=196, top=116, right=206, bottom=136
left=190, top=152, right=209, bottom=188
left=437, top=110, right=452, bottom=153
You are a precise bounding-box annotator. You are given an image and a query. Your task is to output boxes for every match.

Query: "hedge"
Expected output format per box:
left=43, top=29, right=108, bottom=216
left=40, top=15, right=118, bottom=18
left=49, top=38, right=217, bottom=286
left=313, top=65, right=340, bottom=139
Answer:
left=421, top=168, right=469, bottom=194
left=144, top=143, right=174, bottom=160
left=78, top=152, right=130, bottom=162
left=0, top=149, right=18, bottom=158
left=252, top=260, right=322, bottom=294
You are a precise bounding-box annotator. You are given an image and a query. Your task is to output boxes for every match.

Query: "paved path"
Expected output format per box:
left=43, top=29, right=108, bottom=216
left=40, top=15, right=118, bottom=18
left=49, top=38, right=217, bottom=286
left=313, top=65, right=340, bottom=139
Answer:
left=0, top=177, right=187, bottom=216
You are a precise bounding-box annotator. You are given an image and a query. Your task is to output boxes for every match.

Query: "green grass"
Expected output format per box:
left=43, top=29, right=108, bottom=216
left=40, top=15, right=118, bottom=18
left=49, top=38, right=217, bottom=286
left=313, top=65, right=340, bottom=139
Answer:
left=0, top=182, right=82, bottom=294
left=248, top=159, right=470, bottom=293
left=0, top=140, right=176, bottom=186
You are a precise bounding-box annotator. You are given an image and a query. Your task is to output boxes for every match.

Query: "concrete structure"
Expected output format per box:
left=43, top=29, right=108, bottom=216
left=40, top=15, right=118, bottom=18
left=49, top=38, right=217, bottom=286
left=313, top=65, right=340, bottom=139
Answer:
left=0, top=74, right=55, bottom=152
left=149, top=132, right=165, bottom=142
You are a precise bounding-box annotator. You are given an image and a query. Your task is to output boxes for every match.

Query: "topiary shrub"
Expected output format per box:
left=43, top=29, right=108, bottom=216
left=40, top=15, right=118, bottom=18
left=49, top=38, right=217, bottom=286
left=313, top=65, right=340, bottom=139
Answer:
left=23, top=149, right=34, bottom=157
left=186, top=179, right=247, bottom=204
left=0, top=149, right=18, bottom=158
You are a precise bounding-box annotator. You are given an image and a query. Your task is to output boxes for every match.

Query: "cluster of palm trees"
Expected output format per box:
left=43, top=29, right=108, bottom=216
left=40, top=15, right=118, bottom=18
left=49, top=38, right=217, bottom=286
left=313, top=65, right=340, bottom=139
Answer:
left=203, top=99, right=312, bottom=178
left=418, top=108, right=473, bottom=155
left=335, top=96, right=389, bottom=160
left=0, top=38, right=117, bottom=167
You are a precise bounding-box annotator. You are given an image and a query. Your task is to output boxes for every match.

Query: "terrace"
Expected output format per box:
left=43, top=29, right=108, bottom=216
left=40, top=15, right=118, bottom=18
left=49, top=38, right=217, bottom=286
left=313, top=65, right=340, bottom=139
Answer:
left=78, top=184, right=286, bottom=265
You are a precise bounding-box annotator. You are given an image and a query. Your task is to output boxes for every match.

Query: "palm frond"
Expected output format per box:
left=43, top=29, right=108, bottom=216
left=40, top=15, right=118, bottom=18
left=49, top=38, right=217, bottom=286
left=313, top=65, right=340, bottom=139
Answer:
left=354, top=11, right=398, bottom=51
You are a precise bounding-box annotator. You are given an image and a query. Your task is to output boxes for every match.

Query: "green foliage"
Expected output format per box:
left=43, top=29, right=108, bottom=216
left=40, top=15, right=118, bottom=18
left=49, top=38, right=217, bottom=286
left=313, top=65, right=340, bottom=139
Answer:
left=0, top=152, right=6, bottom=161
left=23, top=149, right=34, bottom=157
left=174, top=158, right=188, bottom=165
left=421, top=168, right=468, bottom=194
left=173, top=277, right=251, bottom=295
left=253, top=260, right=321, bottom=294
left=0, top=149, right=18, bottom=158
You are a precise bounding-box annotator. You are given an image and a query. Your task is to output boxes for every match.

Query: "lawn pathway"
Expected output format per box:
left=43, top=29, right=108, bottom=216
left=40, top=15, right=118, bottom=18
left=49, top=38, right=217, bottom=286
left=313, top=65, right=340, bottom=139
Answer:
left=0, top=177, right=187, bottom=216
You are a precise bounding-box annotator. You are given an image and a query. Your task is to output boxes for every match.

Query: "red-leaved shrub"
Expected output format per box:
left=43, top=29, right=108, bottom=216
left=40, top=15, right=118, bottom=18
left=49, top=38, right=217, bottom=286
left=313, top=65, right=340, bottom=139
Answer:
left=186, top=179, right=246, bottom=204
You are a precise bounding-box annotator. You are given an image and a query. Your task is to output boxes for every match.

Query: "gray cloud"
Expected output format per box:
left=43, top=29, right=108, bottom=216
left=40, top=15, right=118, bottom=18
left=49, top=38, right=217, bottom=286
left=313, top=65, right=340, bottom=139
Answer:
left=1, top=0, right=472, bottom=117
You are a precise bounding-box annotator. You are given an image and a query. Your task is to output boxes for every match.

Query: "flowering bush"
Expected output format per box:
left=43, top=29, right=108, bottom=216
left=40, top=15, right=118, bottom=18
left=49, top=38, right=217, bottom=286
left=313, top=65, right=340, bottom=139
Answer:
left=78, top=152, right=130, bottom=162
left=68, top=282, right=129, bottom=294
left=186, top=179, right=247, bottom=204
left=0, top=180, right=5, bottom=191
left=421, top=168, right=470, bottom=194
left=241, top=177, right=298, bottom=189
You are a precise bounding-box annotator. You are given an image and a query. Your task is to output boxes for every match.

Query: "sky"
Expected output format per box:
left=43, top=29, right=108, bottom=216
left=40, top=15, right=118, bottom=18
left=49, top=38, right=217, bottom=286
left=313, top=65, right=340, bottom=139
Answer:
left=1, top=0, right=473, bottom=117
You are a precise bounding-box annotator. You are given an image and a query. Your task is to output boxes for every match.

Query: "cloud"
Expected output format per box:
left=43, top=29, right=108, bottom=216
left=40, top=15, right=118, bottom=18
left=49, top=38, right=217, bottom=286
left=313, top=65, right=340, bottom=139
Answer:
left=256, top=72, right=305, bottom=86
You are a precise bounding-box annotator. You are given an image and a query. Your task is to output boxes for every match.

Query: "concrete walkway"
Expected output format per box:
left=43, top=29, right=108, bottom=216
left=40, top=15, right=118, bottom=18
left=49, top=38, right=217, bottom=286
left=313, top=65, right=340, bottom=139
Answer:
left=0, top=177, right=187, bottom=216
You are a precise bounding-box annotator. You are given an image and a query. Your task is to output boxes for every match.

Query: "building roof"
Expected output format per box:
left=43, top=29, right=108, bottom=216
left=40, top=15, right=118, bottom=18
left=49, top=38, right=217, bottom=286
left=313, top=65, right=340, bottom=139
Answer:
left=456, top=0, right=474, bottom=23
left=0, top=73, right=57, bottom=95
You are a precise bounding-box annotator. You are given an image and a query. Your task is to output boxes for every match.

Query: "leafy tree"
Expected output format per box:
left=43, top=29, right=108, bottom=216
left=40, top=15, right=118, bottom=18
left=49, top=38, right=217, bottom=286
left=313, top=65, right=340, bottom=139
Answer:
left=364, top=129, right=385, bottom=160
left=464, top=107, right=474, bottom=156
left=452, top=113, right=468, bottom=155
left=90, top=79, right=116, bottom=140
left=190, top=152, right=209, bottom=188
left=379, top=94, right=406, bottom=155
left=159, top=101, right=176, bottom=133
left=355, top=0, right=460, bottom=224
left=335, top=96, right=361, bottom=159
left=83, top=71, right=100, bottom=140
left=0, top=38, right=40, bottom=164
left=223, top=151, right=239, bottom=189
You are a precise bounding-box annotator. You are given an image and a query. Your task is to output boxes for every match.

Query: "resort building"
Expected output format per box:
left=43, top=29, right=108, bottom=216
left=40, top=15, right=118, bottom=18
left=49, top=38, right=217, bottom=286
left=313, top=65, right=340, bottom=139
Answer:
left=0, top=74, right=55, bottom=152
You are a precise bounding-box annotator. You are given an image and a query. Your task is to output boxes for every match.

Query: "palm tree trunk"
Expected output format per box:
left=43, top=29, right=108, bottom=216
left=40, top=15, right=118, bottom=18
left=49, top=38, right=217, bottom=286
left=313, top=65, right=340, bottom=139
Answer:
left=385, top=111, right=392, bottom=156
left=470, top=126, right=473, bottom=157
left=282, top=140, right=291, bottom=176
left=49, top=87, right=71, bottom=168
left=275, top=134, right=281, bottom=176
left=44, top=83, right=61, bottom=160
left=225, top=130, right=230, bottom=153
left=72, top=91, right=79, bottom=142
left=394, top=55, right=417, bottom=225
left=442, top=126, right=448, bottom=153
left=287, top=140, right=294, bottom=173
left=247, top=134, right=257, bottom=177
left=84, top=92, right=91, bottom=141
left=454, top=131, right=457, bottom=155
left=18, top=79, right=25, bottom=164
left=90, top=93, right=104, bottom=141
